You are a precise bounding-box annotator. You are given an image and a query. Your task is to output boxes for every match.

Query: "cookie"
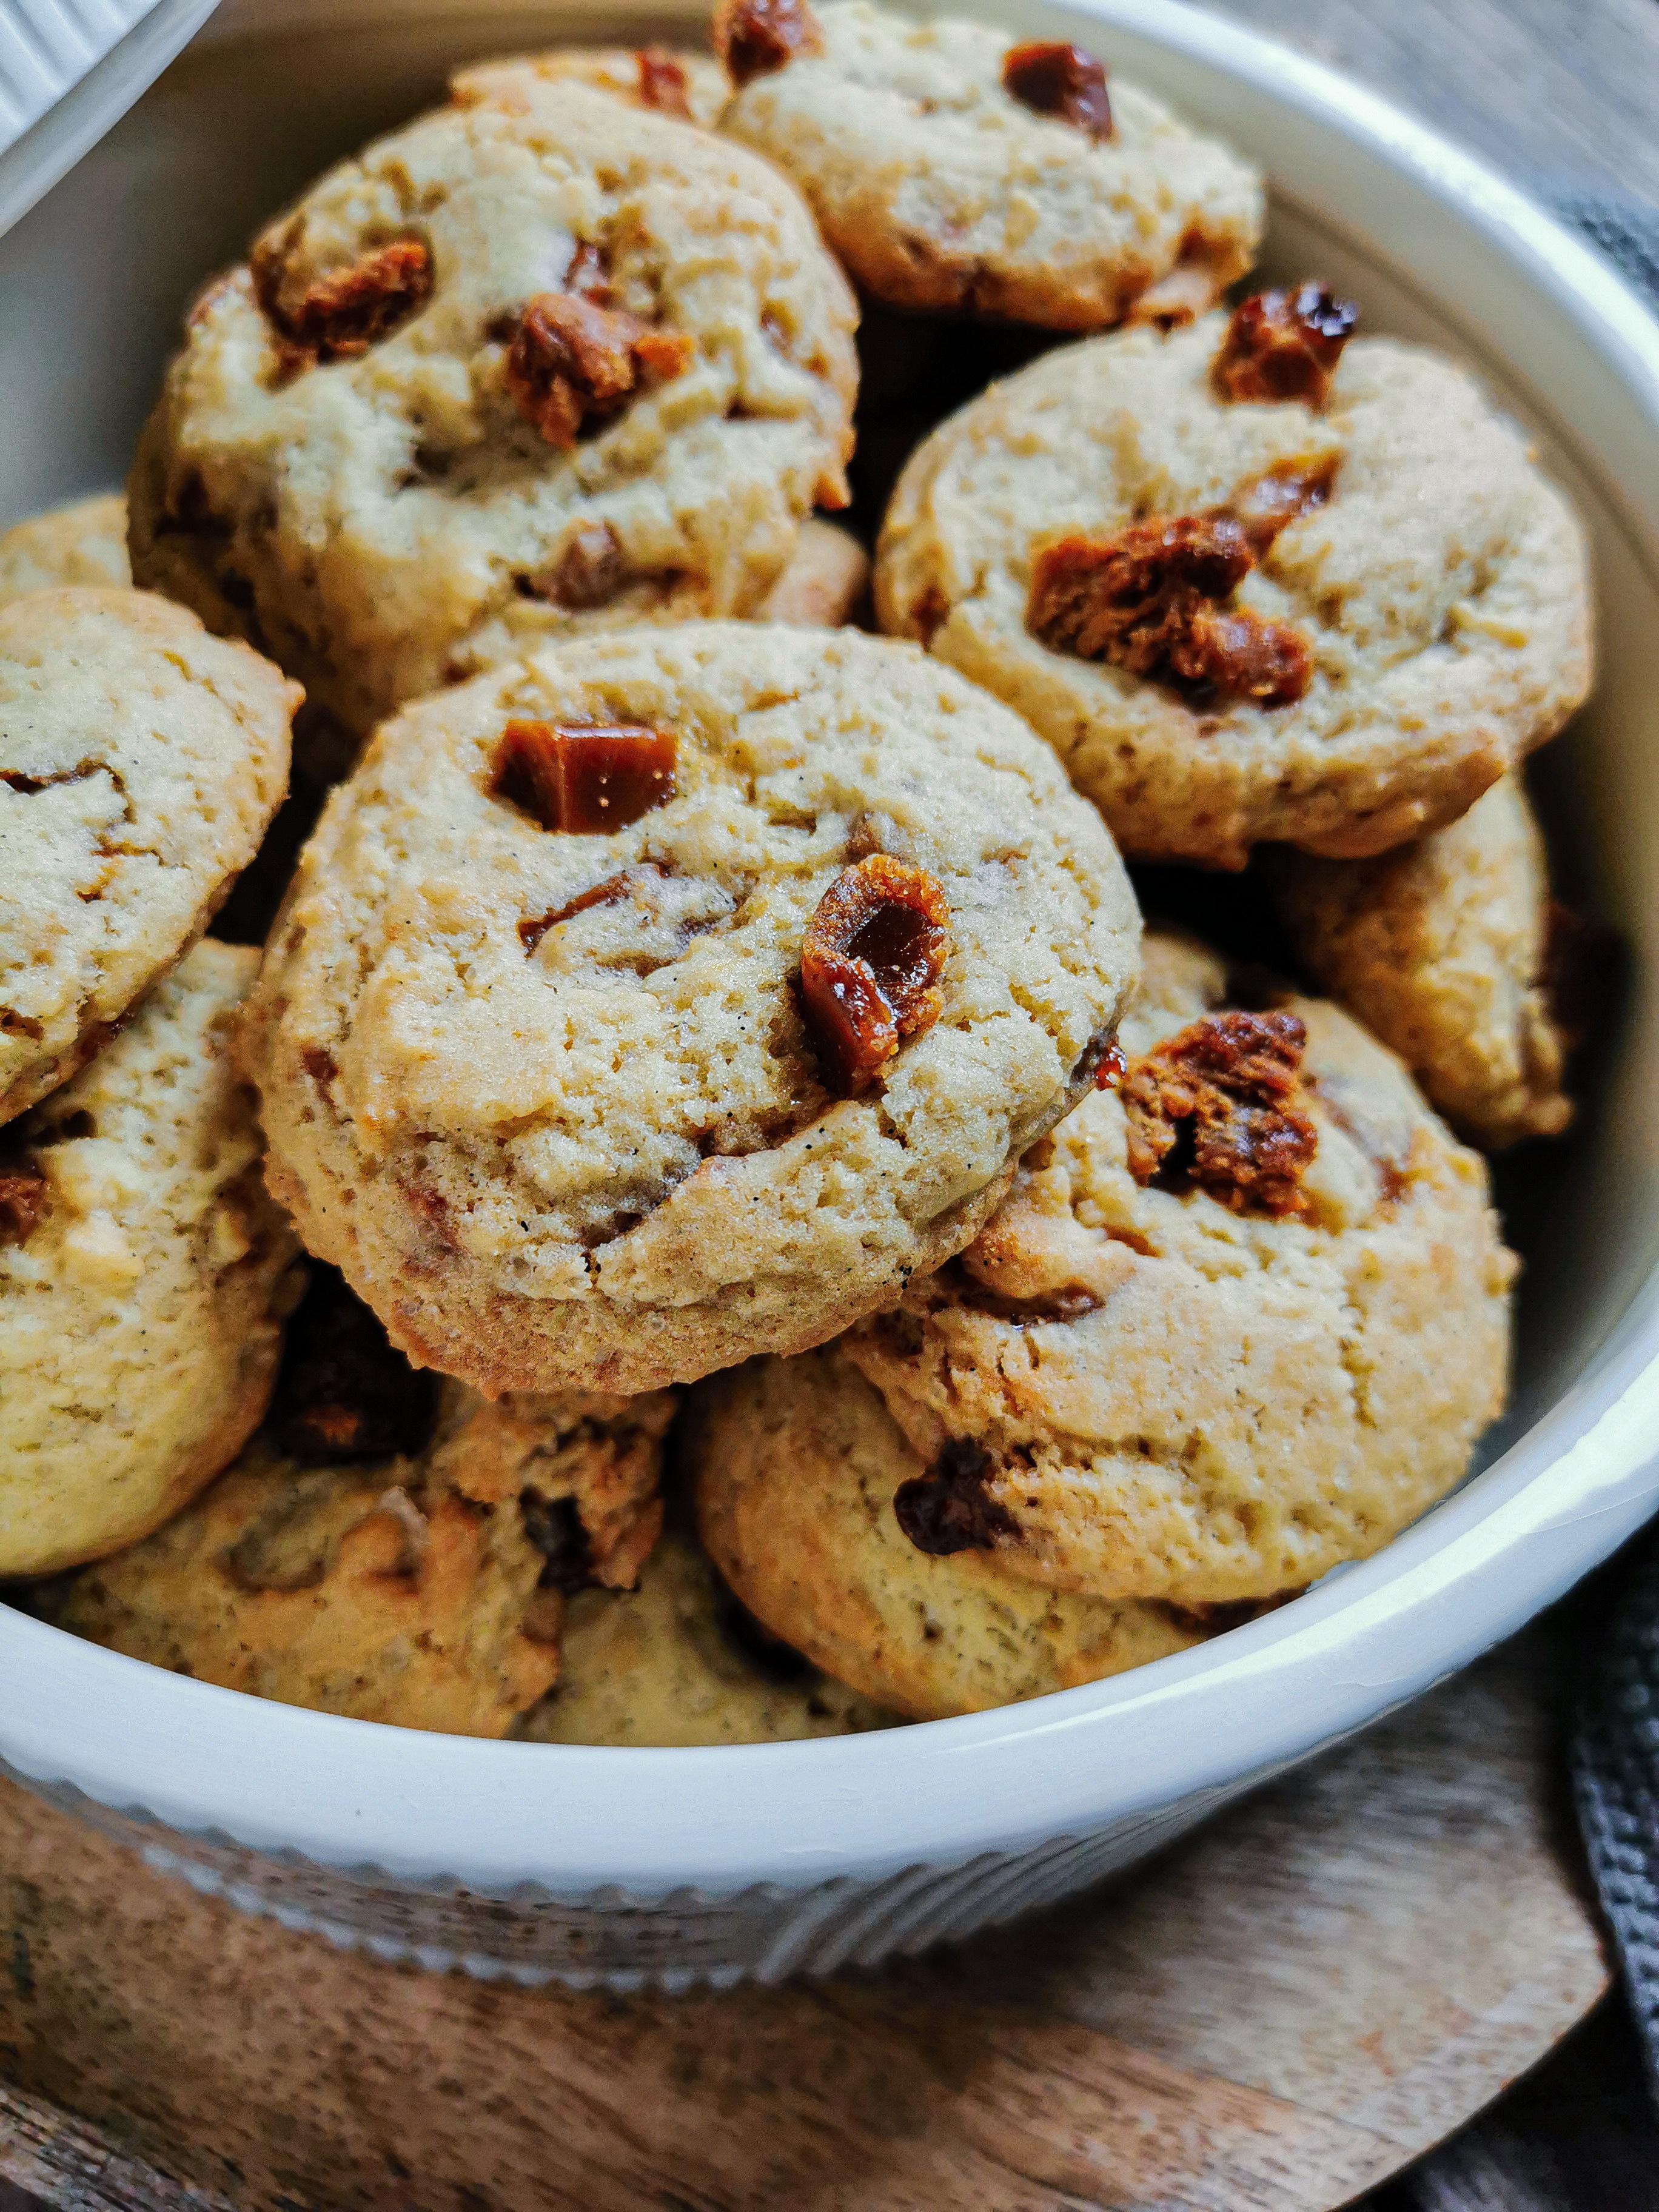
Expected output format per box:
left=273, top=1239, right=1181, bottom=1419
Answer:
left=452, top=43, right=730, bottom=129
left=0, top=588, right=298, bottom=1122
left=1276, top=774, right=1574, bottom=1148
left=0, top=944, right=303, bottom=1579
left=837, top=929, right=1517, bottom=1604
left=521, top=1526, right=894, bottom=1744
left=34, top=1275, right=676, bottom=1735
left=714, top=0, right=1262, bottom=330
left=755, top=515, right=868, bottom=625
left=688, top=1347, right=1208, bottom=1720
left=239, top=623, right=1140, bottom=1396
left=0, top=493, right=129, bottom=606
left=876, top=303, right=1594, bottom=867
left=129, top=80, right=858, bottom=738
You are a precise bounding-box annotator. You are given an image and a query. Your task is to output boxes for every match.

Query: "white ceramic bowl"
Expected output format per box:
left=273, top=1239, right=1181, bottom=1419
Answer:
left=2, top=0, right=1658, bottom=1992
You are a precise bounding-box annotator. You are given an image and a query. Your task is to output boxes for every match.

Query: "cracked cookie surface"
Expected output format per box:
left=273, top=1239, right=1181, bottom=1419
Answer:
left=240, top=623, right=1140, bottom=1395
left=521, top=1526, right=894, bottom=1743
left=837, top=930, right=1517, bottom=1603
left=0, top=588, right=297, bottom=1122
left=32, top=1346, right=675, bottom=1736
left=715, top=0, right=1262, bottom=328
left=1276, top=773, right=1574, bottom=1148
left=689, top=1345, right=1208, bottom=1720
left=129, top=79, right=857, bottom=739
left=0, top=944, right=303, bottom=1577
left=876, top=314, right=1592, bottom=866
left=452, top=43, right=731, bottom=129
left=0, top=494, right=130, bottom=607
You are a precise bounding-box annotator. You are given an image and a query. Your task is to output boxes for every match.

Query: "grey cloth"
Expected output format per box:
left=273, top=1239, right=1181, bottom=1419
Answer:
left=1555, top=183, right=1659, bottom=2106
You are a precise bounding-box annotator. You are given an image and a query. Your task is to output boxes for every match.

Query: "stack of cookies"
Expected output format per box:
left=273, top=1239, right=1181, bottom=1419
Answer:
left=0, top=0, right=1594, bottom=1744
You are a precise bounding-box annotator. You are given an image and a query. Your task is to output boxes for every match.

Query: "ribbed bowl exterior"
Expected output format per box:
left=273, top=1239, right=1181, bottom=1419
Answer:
left=12, top=1762, right=1276, bottom=1988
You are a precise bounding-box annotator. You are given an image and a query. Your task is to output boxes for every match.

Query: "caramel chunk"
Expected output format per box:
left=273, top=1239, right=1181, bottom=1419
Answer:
left=1232, top=454, right=1339, bottom=552
left=520, top=1493, right=594, bottom=1595
left=1029, top=517, right=1312, bottom=707
left=714, top=0, right=823, bottom=85
left=1001, top=40, right=1113, bottom=140
left=1121, top=1010, right=1318, bottom=1216
left=799, top=854, right=951, bottom=1093
left=637, top=46, right=692, bottom=113
left=254, top=238, right=432, bottom=370
left=1213, top=284, right=1358, bottom=410
left=518, top=866, right=651, bottom=953
left=491, top=720, right=677, bottom=834
left=0, top=1158, right=48, bottom=1247
left=540, top=521, right=629, bottom=609
left=894, top=1437, right=1019, bottom=1557
left=270, top=1267, right=440, bottom=1464
left=506, top=292, right=695, bottom=450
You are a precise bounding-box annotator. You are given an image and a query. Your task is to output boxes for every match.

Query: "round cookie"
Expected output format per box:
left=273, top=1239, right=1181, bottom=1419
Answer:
left=0, top=587, right=298, bottom=1122
left=0, top=943, right=303, bottom=1579
left=876, top=306, right=1594, bottom=867
left=129, top=80, right=858, bottom=738
left=714, top=0, right=1262, bottom=329
left=839, top=930, right=1517, bottom=1605
left=521, top=1527, right=894, bottom=1744
left=1276, top=773, right=1574, bottom=1149
left=0, top=493, right=129, bottom=607
left=755, top=515, right=868, bottom=625
left=33, top=1371, right=674, bottom=1738
left=239, top=623, right=1141, bottom=1396
left=688, top=1347, right=1209, bottom=1720
left=452, top=44, right=730, bottom=130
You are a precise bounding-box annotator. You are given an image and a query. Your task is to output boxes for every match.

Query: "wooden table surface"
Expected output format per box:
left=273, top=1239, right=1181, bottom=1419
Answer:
left=4, top=2, right=1658, bottom=2209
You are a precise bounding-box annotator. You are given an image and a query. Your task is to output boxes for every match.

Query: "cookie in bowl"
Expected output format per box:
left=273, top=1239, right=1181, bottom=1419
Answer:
left=0, top=588, right=298, bottom=1122
left=876, top=293, right=1593, bottom=866
left=0, top=943, right=303, bottom=1580
left=33, top=1270, right=676, bottom=1737
left=452, top=43, right=730, bottom=129
left=1275, top=773, right=1577, bottom=1148
left=839, top=929, right=1517, bottom=1604
left=688, top=1347, right=1211, bottom=1720
left=713, top=0, right=1262, bottom=330
left=522, top=1526, right=894, bottom=1744
left=129, top=78, right=857, bottom=737
left=239, top=623, right=1141, bottom=1396
left=0, top=493, right=129, bottom=606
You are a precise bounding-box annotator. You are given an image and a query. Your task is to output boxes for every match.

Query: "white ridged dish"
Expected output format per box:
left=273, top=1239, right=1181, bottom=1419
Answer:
left=1, top=0, right=1658, bottom=1987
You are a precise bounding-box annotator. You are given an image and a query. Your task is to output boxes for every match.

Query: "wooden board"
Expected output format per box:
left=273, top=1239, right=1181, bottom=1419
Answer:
left=0, top=1633, right=1609, bottom=2212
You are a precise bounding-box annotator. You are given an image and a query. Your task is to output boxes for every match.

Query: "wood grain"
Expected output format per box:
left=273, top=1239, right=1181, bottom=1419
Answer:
left=0, top=1637, right=1607, bottom=2212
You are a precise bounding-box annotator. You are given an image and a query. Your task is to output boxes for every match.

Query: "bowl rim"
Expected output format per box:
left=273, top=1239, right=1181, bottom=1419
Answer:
left=6, top=0, right=1659, bottom=1900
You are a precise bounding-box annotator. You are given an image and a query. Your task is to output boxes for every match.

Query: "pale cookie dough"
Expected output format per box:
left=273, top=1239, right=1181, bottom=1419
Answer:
left=689, top=1347, right=1209, bottom=1720
left=0, top=944, right=303, bottom=1579
left=240, top=624, right=1140, bottom=1396
left=129, top=80, right=858, bottom=738
left=0, top=588, right=298, bottom=1122
left=715, top=0, right=1262, bottom=329
left=839, top=930, right=1517, bottom=1605
left=876, top=313, right=1594, bottom=866
left=756, top=515, right=868, bottom=625
left=521, top=1527, right=894, bottom=1743
left=33, top=1372, right=674, bottom=1737
left=0, top=494, right=129, bottom=606
left=1275, top=774, right=1574, bottom=1149
left=452, top=44, right=730, bottom=129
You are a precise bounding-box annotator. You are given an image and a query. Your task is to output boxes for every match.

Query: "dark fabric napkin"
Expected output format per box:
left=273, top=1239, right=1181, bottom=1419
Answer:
left=1557, top=186, right=1659, bottom=2104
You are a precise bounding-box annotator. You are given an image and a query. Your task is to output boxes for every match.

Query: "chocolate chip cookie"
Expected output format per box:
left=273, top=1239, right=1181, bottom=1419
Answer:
left=714, top=0, right=1262, bottom=328
left=130, top=79, right=858, bottom=737
left=0, top=943, right=302, bottom=1578
left=240, top=623, right=1140, bottom=1396
left=0, top=588, right=297, bottom=1123
left=876, top=301, right=1593, bottom=866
